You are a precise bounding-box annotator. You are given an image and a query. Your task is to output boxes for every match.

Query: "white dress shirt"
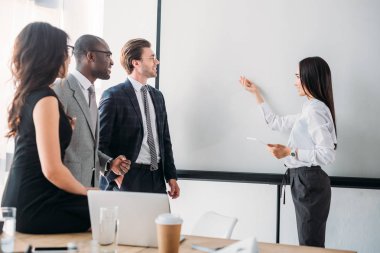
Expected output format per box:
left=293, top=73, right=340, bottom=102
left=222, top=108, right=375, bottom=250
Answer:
left=260, top=98, right=337, bottom=168
left=128, top=76, right=161, bottom=164
left=71, top=69, right=93, bottom=105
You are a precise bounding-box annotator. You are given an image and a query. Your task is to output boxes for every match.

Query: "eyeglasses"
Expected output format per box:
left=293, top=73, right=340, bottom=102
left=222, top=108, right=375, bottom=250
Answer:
left=140, top=56, right=159, bottom=62
left=88, top=49, right=112, bottom=58
left=67, top=45, right=74, bottom=57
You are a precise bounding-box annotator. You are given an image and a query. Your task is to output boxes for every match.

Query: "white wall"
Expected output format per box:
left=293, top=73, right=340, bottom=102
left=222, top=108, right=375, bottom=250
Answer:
left=62, top=0, right=104, bottom=41
left=172, top=181, right=380, bottom=252
left=102, top=0, right=158, bottom=92
left=169, top=180, right=277, bottom=242
left=280, top=187, right=380, bottom=253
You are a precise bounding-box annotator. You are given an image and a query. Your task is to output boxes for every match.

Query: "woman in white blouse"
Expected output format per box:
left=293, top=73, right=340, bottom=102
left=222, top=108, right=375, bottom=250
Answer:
left=240, top=56, right=337, bottom=248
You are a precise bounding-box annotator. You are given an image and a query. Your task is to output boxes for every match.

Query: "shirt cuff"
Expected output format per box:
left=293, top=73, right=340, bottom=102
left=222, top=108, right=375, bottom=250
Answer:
left=104, top=158, right=118, bottom=182
left=259, top=102, right=270, bottom=112
left=104, top=158, right=113, bottom=173
left=259, top=102, right=271, bottom=119
left=105, top=170, right=119, bottom=182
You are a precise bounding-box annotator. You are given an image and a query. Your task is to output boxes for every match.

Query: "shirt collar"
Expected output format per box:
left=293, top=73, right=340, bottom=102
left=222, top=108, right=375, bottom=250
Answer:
left=72, top=69, right=93, bottom=90
left=128, top=76, right=148, bottom=92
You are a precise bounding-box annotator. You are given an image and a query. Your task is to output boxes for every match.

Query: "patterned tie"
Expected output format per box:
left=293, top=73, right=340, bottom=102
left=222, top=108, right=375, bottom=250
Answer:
left=88, top=85, right=97, bottom=133
left=141, top=85, right=158, bottom=171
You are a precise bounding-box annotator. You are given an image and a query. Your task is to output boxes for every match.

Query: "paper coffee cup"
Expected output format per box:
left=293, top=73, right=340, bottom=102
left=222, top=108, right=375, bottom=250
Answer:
left=155, top=213, right=183, bottom=253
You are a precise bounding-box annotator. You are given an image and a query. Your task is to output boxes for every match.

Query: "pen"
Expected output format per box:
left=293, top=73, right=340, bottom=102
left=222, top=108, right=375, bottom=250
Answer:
left=33, top=245, right=78, bottom=252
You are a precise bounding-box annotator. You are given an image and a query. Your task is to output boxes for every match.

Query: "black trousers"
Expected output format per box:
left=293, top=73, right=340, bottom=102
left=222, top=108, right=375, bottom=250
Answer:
left=288, top=166, right=331, bottom=247
left=119, top=163, right=166, bottom=193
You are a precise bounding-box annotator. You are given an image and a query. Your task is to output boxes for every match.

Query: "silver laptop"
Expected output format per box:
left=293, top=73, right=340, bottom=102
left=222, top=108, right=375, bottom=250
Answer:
left=87, top=190, right=170, bottom=247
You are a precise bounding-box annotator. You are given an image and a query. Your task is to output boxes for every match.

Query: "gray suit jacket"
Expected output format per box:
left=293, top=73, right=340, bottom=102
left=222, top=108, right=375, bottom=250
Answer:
left=52, top=74, right=110, bottom=187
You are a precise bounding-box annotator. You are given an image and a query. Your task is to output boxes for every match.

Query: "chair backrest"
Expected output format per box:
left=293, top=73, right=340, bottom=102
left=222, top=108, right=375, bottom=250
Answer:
left=191, top=211, right=238, bottom=239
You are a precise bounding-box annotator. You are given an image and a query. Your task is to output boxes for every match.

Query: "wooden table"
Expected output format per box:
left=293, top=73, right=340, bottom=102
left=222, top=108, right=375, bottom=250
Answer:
left=12, top=232, right=356, bottom=253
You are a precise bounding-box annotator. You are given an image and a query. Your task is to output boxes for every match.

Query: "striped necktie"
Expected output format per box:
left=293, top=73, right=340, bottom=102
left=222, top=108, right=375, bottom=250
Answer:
left=88, top=85, right=97, bottom=133
left=141, top=85, right=158, bottom=171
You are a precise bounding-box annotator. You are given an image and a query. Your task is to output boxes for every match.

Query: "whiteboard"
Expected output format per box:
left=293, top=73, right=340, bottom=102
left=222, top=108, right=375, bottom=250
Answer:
left=159, top=0, right=380, bottom=178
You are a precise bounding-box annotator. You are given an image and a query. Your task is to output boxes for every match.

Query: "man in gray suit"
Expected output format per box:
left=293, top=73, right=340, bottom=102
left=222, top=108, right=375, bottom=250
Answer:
left=52, top=35, right=130, bottom=188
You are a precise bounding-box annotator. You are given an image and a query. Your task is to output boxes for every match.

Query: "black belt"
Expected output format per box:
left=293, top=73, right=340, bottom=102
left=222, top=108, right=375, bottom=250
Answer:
left=132, top=163, right=151, bottom=169
left=132, top=163, right=161, bottom=170
left=280, top=168, right=290, bottom=204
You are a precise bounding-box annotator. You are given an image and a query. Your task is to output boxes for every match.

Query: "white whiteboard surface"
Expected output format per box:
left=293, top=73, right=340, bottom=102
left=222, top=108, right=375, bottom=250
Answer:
left=159, top=0, right=380, bottom=177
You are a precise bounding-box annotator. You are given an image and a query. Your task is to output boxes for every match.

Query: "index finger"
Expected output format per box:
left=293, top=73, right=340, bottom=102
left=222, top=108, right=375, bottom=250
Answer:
left=239, top=76, right=246, bottom=84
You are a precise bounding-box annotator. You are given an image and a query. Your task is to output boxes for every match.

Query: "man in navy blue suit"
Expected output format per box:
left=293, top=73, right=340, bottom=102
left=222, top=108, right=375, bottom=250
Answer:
left=98, top=38, right=180, bottom=198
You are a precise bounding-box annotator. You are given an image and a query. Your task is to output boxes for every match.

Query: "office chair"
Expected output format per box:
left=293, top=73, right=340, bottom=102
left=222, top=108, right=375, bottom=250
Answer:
left=191, top=211, right=238, bottom=239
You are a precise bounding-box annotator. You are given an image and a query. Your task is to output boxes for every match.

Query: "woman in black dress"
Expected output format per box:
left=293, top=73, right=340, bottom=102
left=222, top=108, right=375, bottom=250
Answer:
left=1, top=22, right=90, bottom=233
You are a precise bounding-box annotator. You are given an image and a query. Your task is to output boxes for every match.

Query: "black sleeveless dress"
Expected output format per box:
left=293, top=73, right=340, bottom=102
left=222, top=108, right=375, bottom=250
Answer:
left=1, top=88, right=90, bottom=234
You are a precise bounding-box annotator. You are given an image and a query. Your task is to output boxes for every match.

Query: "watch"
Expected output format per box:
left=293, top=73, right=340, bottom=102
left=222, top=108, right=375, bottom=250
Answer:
left=290, top=148, right=297, bottom=158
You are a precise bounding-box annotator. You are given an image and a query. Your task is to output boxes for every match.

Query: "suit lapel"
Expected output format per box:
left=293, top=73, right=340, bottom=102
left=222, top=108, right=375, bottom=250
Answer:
left=123, top=80, right=143, bottom=127
left=149, top=87, right=161, bottom=123
left=67, top=74, right=96, bottom=140
left=148, top=86, right=163, bottom=141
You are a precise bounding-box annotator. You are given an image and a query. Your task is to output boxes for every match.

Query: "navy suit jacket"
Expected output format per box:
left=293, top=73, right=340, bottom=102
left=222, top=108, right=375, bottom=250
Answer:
left=98, top=79, right=177, bottom=187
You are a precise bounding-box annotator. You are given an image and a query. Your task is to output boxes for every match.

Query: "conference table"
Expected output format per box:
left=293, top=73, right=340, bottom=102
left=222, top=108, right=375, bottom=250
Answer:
left=12, top=232, right=356, bottom=253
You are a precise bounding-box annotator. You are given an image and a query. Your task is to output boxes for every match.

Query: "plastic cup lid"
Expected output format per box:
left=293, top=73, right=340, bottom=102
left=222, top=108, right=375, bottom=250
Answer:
left=155, top=213, right=183, bottom=225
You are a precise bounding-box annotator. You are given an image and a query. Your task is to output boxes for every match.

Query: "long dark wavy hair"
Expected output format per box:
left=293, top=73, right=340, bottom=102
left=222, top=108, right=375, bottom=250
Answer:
left=299, top=56, right=337, bottom=147
left=7, top=22, right=69, bottom=137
